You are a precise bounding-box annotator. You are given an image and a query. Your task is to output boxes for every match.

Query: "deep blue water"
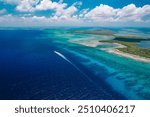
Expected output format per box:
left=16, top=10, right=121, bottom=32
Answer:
left=0, top=29, right=124, bottom=100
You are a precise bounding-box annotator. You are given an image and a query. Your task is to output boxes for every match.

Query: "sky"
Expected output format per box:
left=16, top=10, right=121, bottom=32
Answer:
left=0, top=0, right=150, bottom=27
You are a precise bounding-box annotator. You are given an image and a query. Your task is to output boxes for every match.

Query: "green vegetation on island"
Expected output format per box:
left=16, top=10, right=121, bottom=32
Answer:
left=99, top=39, right=150, bottom=58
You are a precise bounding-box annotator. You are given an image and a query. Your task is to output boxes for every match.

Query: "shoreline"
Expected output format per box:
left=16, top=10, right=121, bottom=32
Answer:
left=69, top=39, right=150, bottom=63
left=102, top=48, right=150, bottom=63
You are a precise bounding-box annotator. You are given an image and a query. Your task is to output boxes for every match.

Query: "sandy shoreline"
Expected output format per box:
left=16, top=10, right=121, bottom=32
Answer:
left=70, top=39, right=150, bottom=63
left=69, top=39, right=100, bottom=47
left=103, top=48, right=150, bottom=63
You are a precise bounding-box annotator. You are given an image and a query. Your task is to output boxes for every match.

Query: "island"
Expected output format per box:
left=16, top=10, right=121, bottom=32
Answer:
left=69, top=29, right=150, bottom=63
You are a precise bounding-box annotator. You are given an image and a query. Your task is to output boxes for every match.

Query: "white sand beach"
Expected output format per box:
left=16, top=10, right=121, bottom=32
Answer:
left=104, top=48, right=150, bottom=63
left=69, top=39, right=100, bottom=47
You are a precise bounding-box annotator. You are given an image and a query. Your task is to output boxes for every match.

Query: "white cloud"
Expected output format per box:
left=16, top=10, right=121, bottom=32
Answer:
left=15, top=0, right=79, bottom=24
left=116, top=4, right=150, bottom=22
left=51, top=1, right=82, bottom=23
left=16, top=0, right=67, bottom=12
left=54, top=5, right=77, bottom=17
left=84, top=4, right=150, bottom=23
left=0, top=14, right=50, bottom=27
left=15, top=0, right=80, bottom=20
left=16, top=0, right=40, bottom=12
left=85, top=4, right=118, bottom=22
left=35, top=0, right=67, bottom=11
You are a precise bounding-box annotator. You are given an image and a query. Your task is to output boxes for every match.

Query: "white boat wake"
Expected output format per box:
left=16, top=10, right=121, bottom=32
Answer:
left=54, top=51, right=111, bottom=95
left=54, top=51, right=90, bottom=79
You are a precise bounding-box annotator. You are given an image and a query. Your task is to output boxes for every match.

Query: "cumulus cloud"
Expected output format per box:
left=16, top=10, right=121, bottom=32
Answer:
left=35, top=0, right=67, bottom=11
left=16, top=0, right=67, bottom=12
left=15, top=0, right=80, bottom=24
left=15, top=0, right=79, bottom=22
left=16, top=0, right=80, bottom=22
left=16, top=0, right=40, bottom=12
left=116, top=4, right=150, bottom=22
left=50, top=1, right=82, bottom=23
left=54, top=5, right=77, bottom=17
left=85, top=4, right=118, bottom=22
left=85, top=4, right=150, bottom=23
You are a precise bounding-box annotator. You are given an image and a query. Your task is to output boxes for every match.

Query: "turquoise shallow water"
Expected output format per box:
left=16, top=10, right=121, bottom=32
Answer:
left=45, top=28, right=150, bottom=100
left=96, top=43, right=119, bottom=48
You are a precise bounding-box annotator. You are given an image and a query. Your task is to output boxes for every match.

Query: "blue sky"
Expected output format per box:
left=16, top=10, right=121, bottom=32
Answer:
left=63, top=0, right=150, bottom=8
left=0, top=0, right=150, bottom=27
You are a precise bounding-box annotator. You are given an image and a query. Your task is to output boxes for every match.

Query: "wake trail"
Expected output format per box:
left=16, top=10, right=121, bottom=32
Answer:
left=54, top=51, right=91, bottom=80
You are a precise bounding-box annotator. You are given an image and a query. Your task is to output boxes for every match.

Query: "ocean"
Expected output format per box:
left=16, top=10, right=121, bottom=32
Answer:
left=0, top=28, right=150, bottom=100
